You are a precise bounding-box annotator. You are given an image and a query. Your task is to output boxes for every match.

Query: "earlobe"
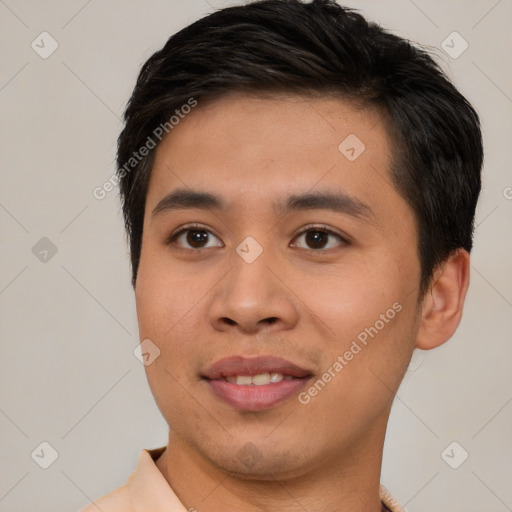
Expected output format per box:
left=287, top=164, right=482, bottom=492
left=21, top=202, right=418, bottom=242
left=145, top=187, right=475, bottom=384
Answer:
left=415, top=249, right=470, bottom=350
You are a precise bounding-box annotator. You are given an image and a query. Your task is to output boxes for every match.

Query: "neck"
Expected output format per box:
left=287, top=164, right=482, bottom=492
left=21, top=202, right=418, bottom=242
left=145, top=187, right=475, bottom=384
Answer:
left=155, top=417, right=388, bottom=512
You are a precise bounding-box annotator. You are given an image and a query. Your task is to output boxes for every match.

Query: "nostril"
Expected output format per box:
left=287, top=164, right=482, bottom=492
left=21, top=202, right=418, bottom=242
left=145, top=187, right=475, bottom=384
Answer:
left=223, top=318, right=236, bottom=325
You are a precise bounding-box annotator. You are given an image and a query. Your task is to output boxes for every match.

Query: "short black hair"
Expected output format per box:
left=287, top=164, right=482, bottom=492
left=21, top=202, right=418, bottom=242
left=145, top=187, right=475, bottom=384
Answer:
left=117, top=0, right=483, bottom=297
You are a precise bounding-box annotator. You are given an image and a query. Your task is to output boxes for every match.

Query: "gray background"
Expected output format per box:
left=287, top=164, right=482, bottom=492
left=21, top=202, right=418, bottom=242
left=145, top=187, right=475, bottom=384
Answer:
left=0, top=0, right=511, bottom=511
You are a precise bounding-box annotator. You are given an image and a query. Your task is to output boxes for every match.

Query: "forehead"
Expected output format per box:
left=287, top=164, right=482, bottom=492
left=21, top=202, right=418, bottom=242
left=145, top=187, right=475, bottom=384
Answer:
left=145, top=93, right=401, bottom=223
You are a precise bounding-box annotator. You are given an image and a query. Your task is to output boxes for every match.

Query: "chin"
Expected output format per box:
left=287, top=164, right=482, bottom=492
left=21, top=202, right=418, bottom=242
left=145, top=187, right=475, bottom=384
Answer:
left=200, top=439, right=316, bottom=482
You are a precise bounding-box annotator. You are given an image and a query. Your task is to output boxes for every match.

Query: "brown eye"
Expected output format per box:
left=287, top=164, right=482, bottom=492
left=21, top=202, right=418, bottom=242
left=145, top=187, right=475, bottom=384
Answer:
left=169, top=227, right=223, bottom=249
left=305, top=230, right=329, bottom=249
left=292, top=227, right=346, bottom=250
left=185, top=229, right=210, bottom=248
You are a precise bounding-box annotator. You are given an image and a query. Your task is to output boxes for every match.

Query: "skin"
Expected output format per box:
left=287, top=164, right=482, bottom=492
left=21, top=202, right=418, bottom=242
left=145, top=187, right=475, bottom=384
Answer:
left=135, top=93, right=470, bottom=512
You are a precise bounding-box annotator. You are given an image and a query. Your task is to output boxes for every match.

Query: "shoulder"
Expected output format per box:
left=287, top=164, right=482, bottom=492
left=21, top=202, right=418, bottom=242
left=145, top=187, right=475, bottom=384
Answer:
left=78, top=447, right=167, bottom=512
left=79, top=483, right=133, bottom=512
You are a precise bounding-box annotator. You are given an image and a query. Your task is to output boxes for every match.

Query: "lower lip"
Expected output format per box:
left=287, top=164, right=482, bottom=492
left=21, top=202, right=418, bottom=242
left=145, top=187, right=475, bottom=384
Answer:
left=205, top=378, right=311, bottom=411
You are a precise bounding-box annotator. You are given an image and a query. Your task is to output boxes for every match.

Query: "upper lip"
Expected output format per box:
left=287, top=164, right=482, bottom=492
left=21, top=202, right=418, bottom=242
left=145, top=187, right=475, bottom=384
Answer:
left=202, top=356, right=313, bottom=379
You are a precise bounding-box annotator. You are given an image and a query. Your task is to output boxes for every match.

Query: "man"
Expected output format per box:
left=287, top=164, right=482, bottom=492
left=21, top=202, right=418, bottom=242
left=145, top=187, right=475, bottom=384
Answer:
left=82, top=0, right=482, bottom=510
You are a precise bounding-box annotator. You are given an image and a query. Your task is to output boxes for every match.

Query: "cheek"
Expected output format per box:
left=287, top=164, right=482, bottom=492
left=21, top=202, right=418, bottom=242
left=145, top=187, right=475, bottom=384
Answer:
left=293, top=251, right=419, bottom=398
left=136, top=257, right=207, bottom=425
left=296, top=297, right=417, bottom=445
left=292, top=256, right=407, bottom=344
left=135, top=247, right=209, bottom=342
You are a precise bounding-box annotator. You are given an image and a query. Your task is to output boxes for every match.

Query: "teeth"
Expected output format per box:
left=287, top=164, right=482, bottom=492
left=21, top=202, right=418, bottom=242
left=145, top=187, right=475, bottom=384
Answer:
left=225, top=373, right=286, bottom=385
left=236, top=375, right=252, bottom=385
left=269, top=372, right=284, bottom=383
left=252, top=373, right=271, bottom=385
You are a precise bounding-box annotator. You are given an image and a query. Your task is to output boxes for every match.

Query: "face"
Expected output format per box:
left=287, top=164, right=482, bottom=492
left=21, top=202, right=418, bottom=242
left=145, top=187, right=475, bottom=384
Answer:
left=135, top=93, right=423, bottom=479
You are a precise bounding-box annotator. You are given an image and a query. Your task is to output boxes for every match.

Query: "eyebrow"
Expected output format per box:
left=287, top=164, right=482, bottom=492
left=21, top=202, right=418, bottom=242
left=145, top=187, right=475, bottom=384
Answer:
left=151, top=187, right=374, bottom=222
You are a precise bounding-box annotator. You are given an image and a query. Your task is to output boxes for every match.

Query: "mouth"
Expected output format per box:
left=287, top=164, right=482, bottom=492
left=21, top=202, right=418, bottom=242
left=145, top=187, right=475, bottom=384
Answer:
left=201, top=356, right=313, bottom=411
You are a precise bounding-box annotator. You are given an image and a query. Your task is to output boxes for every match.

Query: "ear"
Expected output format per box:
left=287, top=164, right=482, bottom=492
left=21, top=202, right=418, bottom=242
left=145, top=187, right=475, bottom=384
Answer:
left=415, top=249, right=470, bottom=350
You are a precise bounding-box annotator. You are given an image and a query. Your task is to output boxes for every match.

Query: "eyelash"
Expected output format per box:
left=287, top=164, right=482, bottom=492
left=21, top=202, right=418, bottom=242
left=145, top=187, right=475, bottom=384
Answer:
left=166, top=223, right=349, bottom=251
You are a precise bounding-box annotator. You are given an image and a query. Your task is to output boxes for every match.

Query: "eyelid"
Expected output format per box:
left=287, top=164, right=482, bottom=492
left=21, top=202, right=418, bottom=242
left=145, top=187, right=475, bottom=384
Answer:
left=166, top=223, right=223, bottom=247
left=290, top=223, right=350, bottom=245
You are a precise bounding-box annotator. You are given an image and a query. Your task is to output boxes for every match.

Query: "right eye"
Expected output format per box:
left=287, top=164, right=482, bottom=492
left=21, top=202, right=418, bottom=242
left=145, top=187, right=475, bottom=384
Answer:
left=166, top=225, right=224, bottom=250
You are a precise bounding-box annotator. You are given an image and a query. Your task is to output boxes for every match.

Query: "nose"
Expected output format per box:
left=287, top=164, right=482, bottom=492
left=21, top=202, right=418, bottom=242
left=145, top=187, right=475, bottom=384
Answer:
left=208, top=249, right=300, bottom=335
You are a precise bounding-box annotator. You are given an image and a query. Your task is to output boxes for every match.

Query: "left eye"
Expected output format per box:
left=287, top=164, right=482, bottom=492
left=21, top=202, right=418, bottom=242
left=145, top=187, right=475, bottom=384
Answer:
left=291, top=228, right=346, bottom=250
left=171, top=228, right=223, bottom=249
